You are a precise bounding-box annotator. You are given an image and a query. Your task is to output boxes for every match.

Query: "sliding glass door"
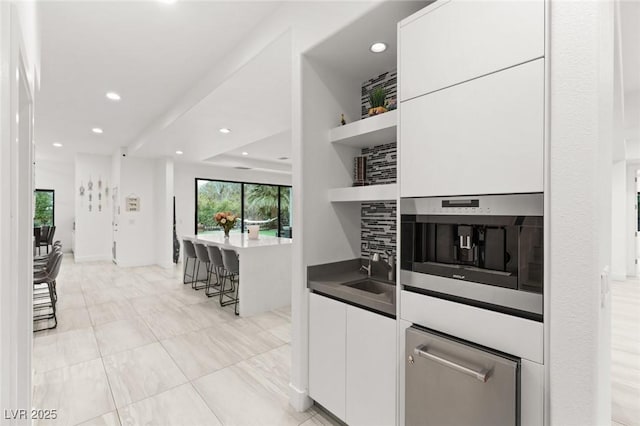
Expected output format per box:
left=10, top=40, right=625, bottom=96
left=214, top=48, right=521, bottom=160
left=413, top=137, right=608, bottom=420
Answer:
left=195, top=178, right=292, bottom=237
left=196, top=180, right=241, bottom=235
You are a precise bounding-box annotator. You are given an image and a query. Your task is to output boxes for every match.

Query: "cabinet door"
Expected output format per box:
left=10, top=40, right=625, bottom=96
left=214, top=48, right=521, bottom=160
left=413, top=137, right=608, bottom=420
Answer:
left=400, top=59, right=544, bottom=198
left=308, top=293, right=347, bottom=421
left=399, top=0, right=544, bottom=101
left=346, top=305, right=396, bottom=426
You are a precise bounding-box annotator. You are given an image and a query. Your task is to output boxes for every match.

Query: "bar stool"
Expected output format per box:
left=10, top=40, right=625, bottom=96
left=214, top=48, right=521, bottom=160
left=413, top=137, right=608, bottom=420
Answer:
left=193, top=242, right=211, bottom=290
left=220, top=248, right=240, bottom=315
left=182, top=239, right=198, bottom=285
left=33, top=250, right=63, bottom=331
left=205, top=245, right=230, bottom=298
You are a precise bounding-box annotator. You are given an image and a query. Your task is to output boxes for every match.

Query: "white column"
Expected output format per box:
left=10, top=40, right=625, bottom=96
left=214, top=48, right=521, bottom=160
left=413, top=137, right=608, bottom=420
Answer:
left=548, top=1, right=614, bottom=424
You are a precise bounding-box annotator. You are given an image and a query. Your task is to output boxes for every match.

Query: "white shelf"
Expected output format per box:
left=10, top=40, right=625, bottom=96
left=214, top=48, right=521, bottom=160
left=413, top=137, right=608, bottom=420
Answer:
left=330, top=110, right=397, bottom=148
left=328, top=184, right=398, bottom=202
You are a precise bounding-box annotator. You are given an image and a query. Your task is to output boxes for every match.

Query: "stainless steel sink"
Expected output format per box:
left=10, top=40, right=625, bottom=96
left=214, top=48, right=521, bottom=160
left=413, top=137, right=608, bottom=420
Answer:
left=344, top=278, right=389, bottom=295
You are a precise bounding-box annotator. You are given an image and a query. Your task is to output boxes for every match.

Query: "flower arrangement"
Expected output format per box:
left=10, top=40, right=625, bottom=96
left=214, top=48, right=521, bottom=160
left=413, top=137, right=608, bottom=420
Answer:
left=214, top=211, right=238, bottom=237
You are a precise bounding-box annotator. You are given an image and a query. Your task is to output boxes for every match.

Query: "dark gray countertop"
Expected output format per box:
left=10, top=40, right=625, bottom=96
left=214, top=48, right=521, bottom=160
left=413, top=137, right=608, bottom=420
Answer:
left=307, top=258, right=396, bottom=317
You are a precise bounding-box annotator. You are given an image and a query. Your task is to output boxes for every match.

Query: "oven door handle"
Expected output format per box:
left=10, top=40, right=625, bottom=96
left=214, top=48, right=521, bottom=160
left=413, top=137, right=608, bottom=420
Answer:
left=413, top=344, right=490, bottom=383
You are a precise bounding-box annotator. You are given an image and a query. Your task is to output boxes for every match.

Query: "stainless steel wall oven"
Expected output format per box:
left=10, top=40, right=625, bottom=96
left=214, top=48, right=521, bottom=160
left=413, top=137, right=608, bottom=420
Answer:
left=401, top=194, right=543, bottom=321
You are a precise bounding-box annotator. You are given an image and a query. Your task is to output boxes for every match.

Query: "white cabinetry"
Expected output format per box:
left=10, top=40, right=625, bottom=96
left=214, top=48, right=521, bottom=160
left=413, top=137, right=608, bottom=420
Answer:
left=400, top=59, right=544, bottom=198
left=308, top=293, right=347, bottom=420
left=308, top=293, right=397, bottom=425
left=346, top=304, right=396, bottom=426
left=399, top=0, right=544, bottom=101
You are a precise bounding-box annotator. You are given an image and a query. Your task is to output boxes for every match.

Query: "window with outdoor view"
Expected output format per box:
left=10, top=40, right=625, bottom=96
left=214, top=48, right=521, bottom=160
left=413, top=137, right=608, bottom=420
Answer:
left=34, top=189, right=55, bottom=227
left=196, top=180, right=241, bottom=235
left=195, top=178, right=292, bottom=237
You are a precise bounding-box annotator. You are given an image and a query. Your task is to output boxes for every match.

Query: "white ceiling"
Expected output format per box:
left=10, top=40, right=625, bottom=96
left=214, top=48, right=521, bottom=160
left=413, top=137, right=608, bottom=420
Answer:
left=305, top=1, right=430, bottom=83
left=35, top=1, right=282, bottom=162
left=133, top=30, right=292, bottom=165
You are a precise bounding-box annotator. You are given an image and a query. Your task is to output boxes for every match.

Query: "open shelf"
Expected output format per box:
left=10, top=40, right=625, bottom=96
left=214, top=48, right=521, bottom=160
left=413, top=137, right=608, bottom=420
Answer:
left=330, top=110, right=397, bottom=148
left=328, top=184, right=398, bottom=202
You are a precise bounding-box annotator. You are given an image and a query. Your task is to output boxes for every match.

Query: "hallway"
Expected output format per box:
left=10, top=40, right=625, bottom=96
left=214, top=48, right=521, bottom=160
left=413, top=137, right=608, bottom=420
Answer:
left=32, top=256, right=334, bottom=426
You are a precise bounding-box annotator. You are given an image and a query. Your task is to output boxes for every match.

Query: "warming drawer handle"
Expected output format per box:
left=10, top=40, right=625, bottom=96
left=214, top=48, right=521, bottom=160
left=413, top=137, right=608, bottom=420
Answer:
left=413, top=344, right=490, bottom=383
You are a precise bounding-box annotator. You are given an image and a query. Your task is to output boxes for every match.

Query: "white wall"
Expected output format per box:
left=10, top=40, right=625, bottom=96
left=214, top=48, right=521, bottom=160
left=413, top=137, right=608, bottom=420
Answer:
left=174, top=161, right=291, bottom=243
left=547, top=1, right=614, bottom=424
left=0, top=2, right=40, bottom=422
left=74, top=153, right=112, bottom=262
left=116, top=156, right=158, bottom=268
left=34, top=158, right=74, bottom=252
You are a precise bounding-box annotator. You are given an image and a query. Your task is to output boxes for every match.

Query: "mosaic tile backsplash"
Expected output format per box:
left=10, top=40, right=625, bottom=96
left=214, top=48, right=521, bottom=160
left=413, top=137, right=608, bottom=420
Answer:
left=360, top=142, right=397, bottom=260
left=361, top=69, right=397, bottom=119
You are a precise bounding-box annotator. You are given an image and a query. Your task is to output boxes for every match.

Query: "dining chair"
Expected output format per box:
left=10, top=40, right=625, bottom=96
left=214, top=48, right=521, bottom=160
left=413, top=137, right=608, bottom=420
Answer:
left=33, top=251, right=63, bottom=331
left=220, top=248, right=240, bottom=315
left=205, top=245, right=232, bottom=298
left=182, top=239, right=198, bottom=285
left=193, top=243, right=210, bottom=291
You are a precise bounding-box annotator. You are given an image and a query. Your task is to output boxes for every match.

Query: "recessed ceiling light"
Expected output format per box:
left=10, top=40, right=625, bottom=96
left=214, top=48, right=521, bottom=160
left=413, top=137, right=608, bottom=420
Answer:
left=219, top=128, right=231, bottom=134
left=175, top=150, right=183, bottom=155
left=242, top=152, right=249, bottom=156
left=370, top=42, right=387, bottom=53
left=92, top=128, right=103, bottom=134
left=106, top=92, right=121, bottom=101
left=53, top=143, right=63, bottom=148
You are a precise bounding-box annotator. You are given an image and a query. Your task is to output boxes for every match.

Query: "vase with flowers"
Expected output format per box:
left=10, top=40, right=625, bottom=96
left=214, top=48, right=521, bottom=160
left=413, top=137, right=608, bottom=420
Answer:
left=214, top=211, right=238, bottom=238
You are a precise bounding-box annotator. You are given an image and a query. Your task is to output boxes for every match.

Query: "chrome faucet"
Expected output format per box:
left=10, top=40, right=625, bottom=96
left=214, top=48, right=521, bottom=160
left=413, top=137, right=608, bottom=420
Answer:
left=385, top=250, right=396, bottom=282
left=360, top=252, right=380, bottom=277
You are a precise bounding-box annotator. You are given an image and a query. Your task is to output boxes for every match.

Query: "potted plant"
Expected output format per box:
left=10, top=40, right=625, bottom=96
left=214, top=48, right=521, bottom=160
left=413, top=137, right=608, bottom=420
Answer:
left=367, top=86, right=389, bottom=116
left=214, top=211, right=238, bottom=238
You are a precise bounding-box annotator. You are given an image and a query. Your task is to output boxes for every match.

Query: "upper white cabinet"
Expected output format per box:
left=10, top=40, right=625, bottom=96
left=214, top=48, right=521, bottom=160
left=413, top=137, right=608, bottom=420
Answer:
left=399, top=0, right=544, bottom=101
left=400, top=59, right=544, bottom=198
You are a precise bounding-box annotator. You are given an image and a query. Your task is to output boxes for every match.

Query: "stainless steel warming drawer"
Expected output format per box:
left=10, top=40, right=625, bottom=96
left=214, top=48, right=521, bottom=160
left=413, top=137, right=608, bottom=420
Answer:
left=405, top=326, right=520, bottom=426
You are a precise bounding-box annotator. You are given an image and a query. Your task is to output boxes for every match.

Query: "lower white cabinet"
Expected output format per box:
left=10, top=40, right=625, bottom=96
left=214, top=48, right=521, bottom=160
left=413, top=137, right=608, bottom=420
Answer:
left=346, top=303, right=397, bottom=426
left=309, top=293, right=397, bottom=425
left=309, top=293, right=347, bottom=420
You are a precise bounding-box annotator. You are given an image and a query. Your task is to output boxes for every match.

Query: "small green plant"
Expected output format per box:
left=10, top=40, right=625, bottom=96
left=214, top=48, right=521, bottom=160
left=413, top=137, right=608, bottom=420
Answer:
left=368, top=86, right=388, bottom=108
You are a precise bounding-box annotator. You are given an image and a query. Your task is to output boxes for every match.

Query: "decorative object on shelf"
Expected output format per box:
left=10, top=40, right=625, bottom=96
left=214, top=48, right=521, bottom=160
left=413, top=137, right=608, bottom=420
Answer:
left=98, top=192, right=102, bottom=201
left=98, top=203, right=102, bottom=212
left=248, top=225, right=260, bottom=240
left=105, top=185, right=109, bottom=197
left=87, top=177, right=93, bottom=191
left=386, top=98, right=397, bottom=111
left=341, top=114, right=346, bottom=126
left=354, top=155, right=369, bottom=186
left=214, top=211, right=238, bottom=238
left=89, top=193, right=92, bottom=202
left=361, top=69, right=397, bottom=119
left=125, top=195, right=140, bottom=212
left=79, top=182, right=85, bottom=196
left=367, top=86, right=388, bottom=116
left=98, top=176, right=102, bottom=190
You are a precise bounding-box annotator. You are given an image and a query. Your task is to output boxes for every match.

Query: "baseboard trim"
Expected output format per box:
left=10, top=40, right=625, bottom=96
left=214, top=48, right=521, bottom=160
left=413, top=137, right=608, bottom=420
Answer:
left=289, top=382, right=313, bottom=412
left=73, top=254, right=111, bottom=263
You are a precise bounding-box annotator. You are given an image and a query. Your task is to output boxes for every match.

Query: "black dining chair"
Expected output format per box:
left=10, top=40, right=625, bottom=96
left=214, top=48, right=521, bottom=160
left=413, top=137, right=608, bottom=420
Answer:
left=33, top=250, right=63, bottom=331
left=34, top=227, right=42, bottom=255
left=36, top=226, right=50, bottom=254
left=46, top=226, right=56, bottom=253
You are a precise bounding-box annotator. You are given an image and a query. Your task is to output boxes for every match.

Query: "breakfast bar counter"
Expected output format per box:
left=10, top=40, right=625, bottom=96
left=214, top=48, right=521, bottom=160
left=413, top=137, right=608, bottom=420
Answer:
left=183, top=233, right=292, bottom=317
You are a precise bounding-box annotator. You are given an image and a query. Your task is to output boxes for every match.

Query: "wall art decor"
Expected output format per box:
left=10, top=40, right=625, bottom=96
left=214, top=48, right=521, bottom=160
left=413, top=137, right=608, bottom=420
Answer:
left=87, top=177, right=93, bottom=191
left=125, top=195, right=140, bottom=212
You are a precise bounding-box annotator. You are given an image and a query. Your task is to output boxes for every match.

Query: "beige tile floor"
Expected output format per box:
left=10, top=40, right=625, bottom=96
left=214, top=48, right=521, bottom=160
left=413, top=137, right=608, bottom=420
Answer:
left=612, top=279, right=640, bottom=426
left=32, top=255, right=339, bottom=426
